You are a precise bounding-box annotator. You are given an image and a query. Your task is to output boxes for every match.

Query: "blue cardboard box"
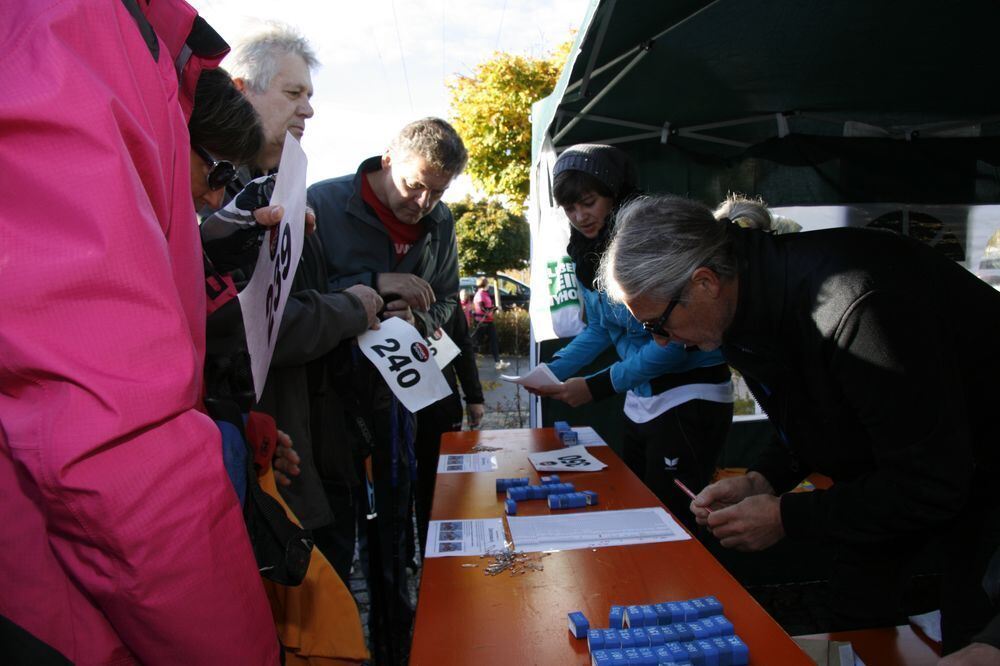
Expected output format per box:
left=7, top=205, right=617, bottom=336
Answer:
left=590, top=649, right=612, bottom=666
left=724, top=635, right=749, bottom=666
left=697, top=596, right=724, bottom=616
left=568, top=611, right=589, bottom=639
left=625, top=605, right=645, bottom=628
left=696, top=638, right=721, bottom=666
left=629, top=627, right=650, bottom=647
left=645, top=625, right=665, bottom=646
left=606, top=649, right=628, bottom=665
left=706, top=615, right=734, bottom=637
left=665, top=601, right=686, bottom=623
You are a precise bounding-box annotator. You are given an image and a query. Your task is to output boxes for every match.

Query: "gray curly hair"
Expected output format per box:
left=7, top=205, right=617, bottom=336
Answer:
left=227, top=23, right=318, bottom=94
left=389, top=117, right=468, bottom=176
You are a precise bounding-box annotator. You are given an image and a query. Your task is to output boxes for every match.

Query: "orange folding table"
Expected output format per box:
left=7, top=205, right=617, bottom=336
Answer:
left=410, top=428, right=812, bottom=664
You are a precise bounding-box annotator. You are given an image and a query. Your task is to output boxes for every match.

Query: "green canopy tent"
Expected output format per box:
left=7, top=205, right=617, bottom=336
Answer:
left=532, top=0, right=1000, bottom=207
left=527, top=0, right=1000, bottom=431
left=526, top=0, right=1000, bottom=598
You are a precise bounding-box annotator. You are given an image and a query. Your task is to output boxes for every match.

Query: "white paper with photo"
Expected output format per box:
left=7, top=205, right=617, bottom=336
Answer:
left=437, top=452, right=499, bottom=474
left=357, top=317, right=452, bottom=412
left=238, top=133, right=306, bottom=400
left=528, top=444, right=607, bottom=472
left=425, top=518, right=507, bottom=558
left=500, top=362, right=562, bottom=389
left=575, top=426, right=608, bottom=447
left=507, top=507, right=689, bottom=552
left=426, top=328, right=461, bottom=370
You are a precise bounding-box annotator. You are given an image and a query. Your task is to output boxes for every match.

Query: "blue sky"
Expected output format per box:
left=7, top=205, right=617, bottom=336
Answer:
left=191, top=0, right=590, bottom=199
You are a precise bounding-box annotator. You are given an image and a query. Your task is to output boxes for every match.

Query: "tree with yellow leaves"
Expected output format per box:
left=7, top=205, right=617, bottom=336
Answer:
left=448, top=39, right=572, bottom=213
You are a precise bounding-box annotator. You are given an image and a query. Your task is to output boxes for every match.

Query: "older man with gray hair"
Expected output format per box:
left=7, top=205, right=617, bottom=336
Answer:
left=600, top=193, right=1000, bottom=658
left=201, top=23, right=383, bottom=569
left=228, top=23, right=316, bottom=171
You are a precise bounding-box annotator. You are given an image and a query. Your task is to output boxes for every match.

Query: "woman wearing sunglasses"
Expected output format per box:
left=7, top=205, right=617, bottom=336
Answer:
left=535, top=144, right=734, bottom=530
left=188, top=67, right=262, bottom=211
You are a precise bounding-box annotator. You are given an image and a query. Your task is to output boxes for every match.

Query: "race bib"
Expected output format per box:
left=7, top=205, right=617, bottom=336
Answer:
left=358, top=317, right=453, bottom=412
left=426, top=327, right=461, bottom=370
left=238, top=132, right=306, bottom=400
left=527, top=445, right=608, bottom=472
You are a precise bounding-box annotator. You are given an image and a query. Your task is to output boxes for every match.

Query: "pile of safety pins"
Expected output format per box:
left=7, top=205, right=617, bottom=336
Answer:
left=480, top=544, right=549, bottom=576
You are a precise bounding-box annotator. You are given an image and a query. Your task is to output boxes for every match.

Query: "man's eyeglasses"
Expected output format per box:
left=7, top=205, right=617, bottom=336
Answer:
left=194, top=145, right=237, bottom=191
left=641, top=294, right=683, bottom=338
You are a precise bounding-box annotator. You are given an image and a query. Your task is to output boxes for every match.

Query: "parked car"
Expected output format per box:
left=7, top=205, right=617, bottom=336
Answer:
left=459, top=273, right=531, bottom=310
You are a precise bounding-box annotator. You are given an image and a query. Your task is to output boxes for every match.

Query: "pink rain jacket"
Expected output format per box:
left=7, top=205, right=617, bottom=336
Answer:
left=0, top=1, right=278, bottom=663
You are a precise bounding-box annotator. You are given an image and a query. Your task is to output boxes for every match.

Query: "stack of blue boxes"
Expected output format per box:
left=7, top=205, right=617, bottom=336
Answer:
left=554, top=421, right=579, bottom=446
left=547, top=490, right=599, bottom=510
left=506, top=482, right=576, bottom=501
left=496, top=477, right=530, bottom=493
left=568, top=596, right=750, bottom=665
left=498, top=474, right=601, bottom=515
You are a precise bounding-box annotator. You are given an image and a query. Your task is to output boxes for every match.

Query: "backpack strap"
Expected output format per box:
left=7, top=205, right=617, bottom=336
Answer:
left=119, top=0, right=159, bottom=61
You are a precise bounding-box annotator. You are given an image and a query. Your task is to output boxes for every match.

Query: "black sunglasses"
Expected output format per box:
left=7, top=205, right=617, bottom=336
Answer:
left=641, top=294, right=683, bottom=338
left=194, top=145, right=237, bottom=191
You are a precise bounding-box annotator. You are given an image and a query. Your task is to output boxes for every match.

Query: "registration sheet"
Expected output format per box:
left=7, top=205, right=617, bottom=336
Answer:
left=507, top=507, right=690, bottom=553
left=425, top=518, right=507, bottom=558
left=575, top=426, right=608, bottom=447
left=437, top=452, right=499, bottom=473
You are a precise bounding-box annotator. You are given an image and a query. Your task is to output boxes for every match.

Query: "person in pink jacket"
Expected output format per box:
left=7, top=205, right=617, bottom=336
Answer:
left=472, top=278, right=510, bottom=370
left=0, top=1, right=279, bottom=663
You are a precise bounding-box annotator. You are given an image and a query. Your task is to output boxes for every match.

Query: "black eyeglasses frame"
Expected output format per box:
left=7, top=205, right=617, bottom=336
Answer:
left=641, top=292, right=684, bottom=338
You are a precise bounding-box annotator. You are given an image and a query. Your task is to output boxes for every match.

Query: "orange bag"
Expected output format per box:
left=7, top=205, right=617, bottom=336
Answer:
left=259, top=469, right=369, bottom=664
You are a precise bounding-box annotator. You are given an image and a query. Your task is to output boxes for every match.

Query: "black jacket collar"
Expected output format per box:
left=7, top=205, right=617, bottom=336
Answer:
left=721, top=226, right=788, bottom=361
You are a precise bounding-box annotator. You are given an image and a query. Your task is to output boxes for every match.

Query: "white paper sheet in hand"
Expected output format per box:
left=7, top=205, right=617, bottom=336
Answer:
left=500, top=362, right=562, bottom=389
left=357, top=317, right=452, bottom=412
left=528, top=444, right=607, bottom=472
left=238, top=132, right=306, bottom=400
left=426, top=327, right=461, bottom=370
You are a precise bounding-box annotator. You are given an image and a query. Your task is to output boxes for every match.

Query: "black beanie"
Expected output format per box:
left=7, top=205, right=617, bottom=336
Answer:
left=552, top=144, right=638, bottom=201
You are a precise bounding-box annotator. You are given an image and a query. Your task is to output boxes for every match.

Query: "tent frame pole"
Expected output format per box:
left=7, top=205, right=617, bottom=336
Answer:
left=563, top=0, right=727, bottom=98
left=577, top=0, right=617, bottom=100
left=553, top=48, right=649, bottom=145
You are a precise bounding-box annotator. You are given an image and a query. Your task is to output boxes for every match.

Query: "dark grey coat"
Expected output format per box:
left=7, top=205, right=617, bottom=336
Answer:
left=308, top=156, right=459, bottom=335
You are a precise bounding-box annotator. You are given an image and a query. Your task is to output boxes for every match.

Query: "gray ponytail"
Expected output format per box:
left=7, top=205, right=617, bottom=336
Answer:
left=715, top=193, right=773, bottom=231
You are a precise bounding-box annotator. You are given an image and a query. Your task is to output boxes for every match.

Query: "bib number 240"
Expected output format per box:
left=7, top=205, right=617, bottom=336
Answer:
left=371, top=338, right=421, bottom=388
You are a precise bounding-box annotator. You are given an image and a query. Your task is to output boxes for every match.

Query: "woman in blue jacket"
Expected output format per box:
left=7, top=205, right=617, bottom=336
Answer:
left=537, top=144, right=734, bottom=528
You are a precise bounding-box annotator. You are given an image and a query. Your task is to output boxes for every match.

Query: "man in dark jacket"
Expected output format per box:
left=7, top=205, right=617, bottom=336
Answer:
left=308, top=117, right=465, bottom=336
left=308, top=117, right=468, bottom=665
left=601, top=194, right=1000, bottom=657
left=200, top=25, right=383, bottom=554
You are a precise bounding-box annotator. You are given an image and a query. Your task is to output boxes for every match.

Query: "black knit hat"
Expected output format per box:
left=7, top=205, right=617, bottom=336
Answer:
left=552, top=144, right=638, bottom=201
